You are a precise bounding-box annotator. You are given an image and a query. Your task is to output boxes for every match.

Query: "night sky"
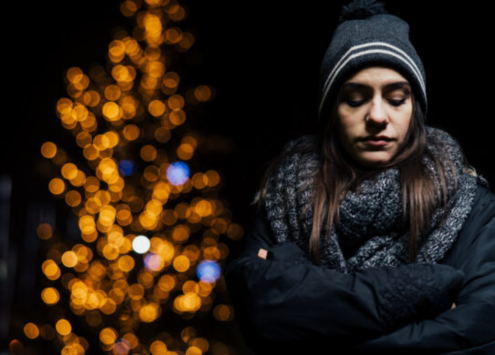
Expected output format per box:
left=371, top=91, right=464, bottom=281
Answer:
left=5, top=0, right=494, bottom=216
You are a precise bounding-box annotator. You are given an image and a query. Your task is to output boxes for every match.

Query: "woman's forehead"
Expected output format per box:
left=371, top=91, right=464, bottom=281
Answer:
left=343, top=66, right=409, bottom=84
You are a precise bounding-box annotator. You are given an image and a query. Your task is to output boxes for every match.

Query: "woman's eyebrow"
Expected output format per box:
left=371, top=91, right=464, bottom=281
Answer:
left=384, top=82, right=411, bottom=92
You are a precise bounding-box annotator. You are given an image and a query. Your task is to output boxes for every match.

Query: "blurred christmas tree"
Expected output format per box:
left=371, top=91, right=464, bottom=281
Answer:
left=13, top=0, right=244, bottom=354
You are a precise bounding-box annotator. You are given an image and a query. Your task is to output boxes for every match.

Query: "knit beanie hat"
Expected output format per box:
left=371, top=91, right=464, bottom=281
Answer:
left=317, top=0, right=427, bottom=122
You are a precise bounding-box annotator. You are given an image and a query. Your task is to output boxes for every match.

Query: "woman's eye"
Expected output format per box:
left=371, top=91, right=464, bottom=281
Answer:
left=388, top=98, right=406, bottom=106
left=345, top=99, right=366, bottom=107
left=344, top=97, right=406, bottom=108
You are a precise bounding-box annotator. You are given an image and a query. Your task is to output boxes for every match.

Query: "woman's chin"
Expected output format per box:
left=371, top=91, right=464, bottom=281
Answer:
left=353, top=153, right=392, bottom=170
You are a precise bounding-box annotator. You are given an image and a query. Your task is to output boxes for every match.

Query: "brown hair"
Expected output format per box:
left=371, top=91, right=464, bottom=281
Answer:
left=253, top=88, right=461, bottom=266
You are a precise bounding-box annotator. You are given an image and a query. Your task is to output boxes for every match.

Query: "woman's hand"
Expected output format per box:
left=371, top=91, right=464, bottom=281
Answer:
left=258, top=248, right=268, bottom=259
left=452, top=302, right=456, bottom=309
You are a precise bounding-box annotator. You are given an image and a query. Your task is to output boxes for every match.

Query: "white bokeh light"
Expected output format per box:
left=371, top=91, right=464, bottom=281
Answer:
left=132, top=235, right=151, bottom=254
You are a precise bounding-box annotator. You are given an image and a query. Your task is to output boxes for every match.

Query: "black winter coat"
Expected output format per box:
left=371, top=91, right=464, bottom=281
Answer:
left=225, top=184, right=495, bottom=354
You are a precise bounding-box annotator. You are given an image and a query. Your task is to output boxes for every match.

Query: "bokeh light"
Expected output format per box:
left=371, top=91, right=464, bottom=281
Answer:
left=55, top=319, right=72, bottom=336
left=118, top=159, right=135, bottom=177
left=23, top=323, right=39, bottom=339
left=36, top=223, right=53, bottom=240
left=41, top=142, right=57, bottom=158
left=167, top=161, right=189, bottom=185
left=132, top=235, right=150, bottom=254
left=29, top=1, right=243, bottom=354
left=41, top=287, right=60, bottom=305
left=196, top=260, right=221, bottom=283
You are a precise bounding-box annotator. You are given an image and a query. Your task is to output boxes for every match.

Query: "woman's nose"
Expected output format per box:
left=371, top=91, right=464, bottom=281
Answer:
left=366, top=97, right=389, bottom=126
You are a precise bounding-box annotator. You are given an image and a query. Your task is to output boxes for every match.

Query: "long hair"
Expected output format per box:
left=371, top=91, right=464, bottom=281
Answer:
left=253, top=89, right=463, bottom=266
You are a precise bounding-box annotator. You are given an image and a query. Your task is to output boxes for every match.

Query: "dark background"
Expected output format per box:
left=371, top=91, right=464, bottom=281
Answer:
left=2, top=0, right=493, bottom=353
left=4, top=0, right=494, bottom=219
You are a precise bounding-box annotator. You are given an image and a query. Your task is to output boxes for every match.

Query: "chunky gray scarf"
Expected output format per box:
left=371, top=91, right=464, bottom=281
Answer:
left=262, top=126, right=488, bottom=274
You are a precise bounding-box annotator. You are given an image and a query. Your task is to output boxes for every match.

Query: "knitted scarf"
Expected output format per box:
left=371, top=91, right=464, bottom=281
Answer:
left=262, top=126, right=489, bottom=274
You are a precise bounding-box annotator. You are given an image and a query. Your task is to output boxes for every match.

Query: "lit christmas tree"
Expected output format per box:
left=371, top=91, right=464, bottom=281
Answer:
left=15, top=0, right=244, bottom=354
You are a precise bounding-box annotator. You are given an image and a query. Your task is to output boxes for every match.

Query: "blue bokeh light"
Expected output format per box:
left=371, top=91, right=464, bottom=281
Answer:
left=114, top=338, right=130, bottom=355
left=196, top=260, right=221, bottom=283
left=167, top=161, right=190, bottom=185
left=118, top=159, right=135, bottom=177
left=143, top=252, right=163, bottom=272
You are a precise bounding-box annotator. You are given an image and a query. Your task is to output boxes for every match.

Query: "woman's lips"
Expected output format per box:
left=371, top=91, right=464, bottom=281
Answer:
left=361, top=136, right=394, bottom=147
left=363, top=139, right=389, bottom=146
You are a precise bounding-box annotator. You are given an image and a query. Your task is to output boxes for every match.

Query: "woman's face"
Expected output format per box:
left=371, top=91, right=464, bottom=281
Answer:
left=336, top=66, right=413, bottom=169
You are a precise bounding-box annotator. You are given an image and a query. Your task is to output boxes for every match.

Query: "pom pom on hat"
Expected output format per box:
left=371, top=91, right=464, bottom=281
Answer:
left=338, top=0, right=388, bottom=24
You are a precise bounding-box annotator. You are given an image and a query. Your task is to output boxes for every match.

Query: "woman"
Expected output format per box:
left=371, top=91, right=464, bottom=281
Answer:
left=225, top=1, right=495, bottom=354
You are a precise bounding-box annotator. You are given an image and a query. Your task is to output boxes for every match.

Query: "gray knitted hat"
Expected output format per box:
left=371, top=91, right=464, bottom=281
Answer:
left=317, top=0, right=427, bottom=121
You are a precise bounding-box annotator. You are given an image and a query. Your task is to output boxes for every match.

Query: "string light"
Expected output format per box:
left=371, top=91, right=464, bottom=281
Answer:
left=24, top=0, right=245, bottom=354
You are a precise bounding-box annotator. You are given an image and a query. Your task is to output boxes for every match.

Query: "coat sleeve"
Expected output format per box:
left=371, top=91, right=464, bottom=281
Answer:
left=353, top=186, right=495, bottom=355
left=224, top=212, right=465, bottom=354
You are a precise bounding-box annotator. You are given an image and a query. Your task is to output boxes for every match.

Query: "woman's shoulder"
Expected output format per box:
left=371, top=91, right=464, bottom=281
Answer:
left=275, top=134, right=321, bottom=175
left=250, top=133, right=319, bottom=210
left=470, top=183, right=495, bottom=218
left=425, top=125, right=491, bottom=184
left=441, top=183, right=495, bottom=270
left=280, top=133, right=318, bottom=153
left=455, top=183, right=495, bottom=247
left=266, top=133, right=320, bottom=181
left=273, top=134, right=321, bottom=179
